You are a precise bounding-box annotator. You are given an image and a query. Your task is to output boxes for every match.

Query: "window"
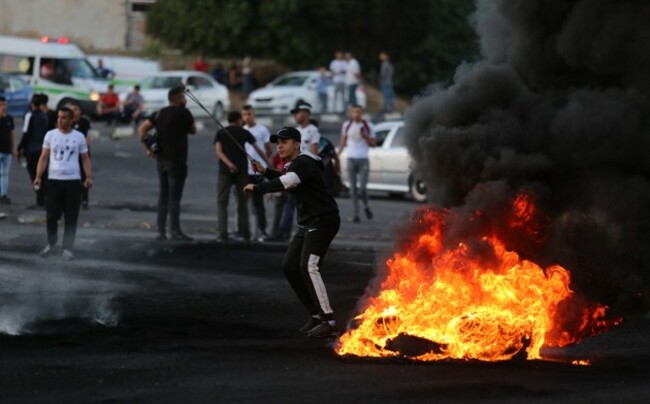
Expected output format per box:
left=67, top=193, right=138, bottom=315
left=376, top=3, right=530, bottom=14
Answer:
left=0, top=76, right=10, bottom=92
left=189, top=76, right=212, bottom=89
left=271, top=74, right=309, bottom=87
left=9, top=77, right=25, bottom=92
left=141, top=76, right=183, bottom=89
left=390, top=127, right=405, bottom=148
left=0, top=53, right=33, bottom=74
left=375, top=129, right=390, bottom=147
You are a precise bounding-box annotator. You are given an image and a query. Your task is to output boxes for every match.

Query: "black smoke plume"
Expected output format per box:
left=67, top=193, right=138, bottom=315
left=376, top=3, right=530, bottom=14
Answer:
left=404, top=0, right=650, bottom=315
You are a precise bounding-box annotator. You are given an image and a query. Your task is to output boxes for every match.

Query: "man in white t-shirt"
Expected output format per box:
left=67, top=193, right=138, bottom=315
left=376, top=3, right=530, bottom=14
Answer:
left=344, top=52, right=361, bottom=110
left=337, top=105, right=376, bottom=223
left=34, top=107, right=92, bottom=260
left=243, top=104, right=273, bottom=241
left=291, top=101, right=320, bottom=155
left=329, top=51, right=347, bottom=113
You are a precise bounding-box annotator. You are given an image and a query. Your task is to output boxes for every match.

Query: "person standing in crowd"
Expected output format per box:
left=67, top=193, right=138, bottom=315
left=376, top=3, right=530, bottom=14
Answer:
left=138, top=86, right=196, bottom=241
left=292, top=101, right=320, bottom=155
left=0, top=97, right=16, bottom=204
left=192, top=53, right=209, bottom=73
left=244, top=127, right=341, bottom=338
left=214, top=110, right=269, bottom=243
left=97, top=84, right=121, bottom=126
left=67, top=101, right=92, bottom=210
left=39, top=93, right=57, bottom=131
left=338, top=105, right=376, bottom=223
left=34, top=107, right=92, bottom=260
left=242, top=105, right=272, bottom=241
left=211, top=63, right=227, bottom=84
left=379, top=52, right=395, bottom=113
left=242, top=56, right=254, bottom=96
left=18, top=94, right=49, bottom=208
left=316, top=67, right=331, bottom=113
left=329, top=51, right=347, bottom=113
left=344, top=52, right=361, bottom=109
left=122, top=85, right=145, bottom=126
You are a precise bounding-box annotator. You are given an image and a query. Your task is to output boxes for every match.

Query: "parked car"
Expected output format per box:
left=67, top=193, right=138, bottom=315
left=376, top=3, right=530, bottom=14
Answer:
left=246, top=70, right=366, bottom=115
left=338, top=120, right=427, bottom=202
left=0, top=73, right=32, bottom=118
left=133, top=71, right=230, bottom=119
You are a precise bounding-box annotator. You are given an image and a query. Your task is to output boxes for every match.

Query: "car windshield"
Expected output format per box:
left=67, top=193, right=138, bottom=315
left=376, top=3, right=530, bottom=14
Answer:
left=270, top=74, right=310, bottom=87
left=141, top=76, right=184, bottom=89
left=59, top=58, right=100, bottom=79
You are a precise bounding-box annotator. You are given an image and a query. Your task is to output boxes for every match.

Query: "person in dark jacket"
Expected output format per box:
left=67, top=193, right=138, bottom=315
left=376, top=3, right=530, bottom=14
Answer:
left=244, top=127, right=341, bottom=338
left=17, top=94, right=49, bottom=207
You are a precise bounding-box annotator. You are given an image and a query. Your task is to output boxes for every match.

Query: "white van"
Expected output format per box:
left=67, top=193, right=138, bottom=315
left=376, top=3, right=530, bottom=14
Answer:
left=87, top=55, right=161, bottom=93
left=0, top=35, right=108, bottom=114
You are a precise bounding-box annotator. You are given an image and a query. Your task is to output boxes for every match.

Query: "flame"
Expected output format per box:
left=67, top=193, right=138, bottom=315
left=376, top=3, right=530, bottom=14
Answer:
left=335, top=197, right=620, bottom=362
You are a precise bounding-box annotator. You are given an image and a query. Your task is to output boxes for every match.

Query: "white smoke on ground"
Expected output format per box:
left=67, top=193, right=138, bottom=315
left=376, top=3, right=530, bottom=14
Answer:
left=0, top=268, right=120, bottom=335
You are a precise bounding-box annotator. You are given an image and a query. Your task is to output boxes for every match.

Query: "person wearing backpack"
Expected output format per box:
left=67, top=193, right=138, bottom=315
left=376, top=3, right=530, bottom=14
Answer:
left=337, top=105, right=376, bottom=223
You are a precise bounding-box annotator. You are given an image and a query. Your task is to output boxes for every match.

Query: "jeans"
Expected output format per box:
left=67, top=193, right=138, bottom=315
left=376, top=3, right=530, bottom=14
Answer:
left=0, top=152, right=11, bottom=197
left=157, top=161, right=187, bottom=235
left=333, top=82, right=346, bottom=112
left=45, top=179, right=82, bottom=250
left=318, top=92, right=328, bottom=113
left=26, top=150, right=46, bottom=206
left=347, top=84, right=358, bottom=109
left=282, top=212, right=340, bottom=318
left=248, top=174, right=267, bottom=235
left=347, top=158, right=370, bottom=218
left=381, top=82, right=394, bottom=112
left=217, top=171, right=250, bottom=239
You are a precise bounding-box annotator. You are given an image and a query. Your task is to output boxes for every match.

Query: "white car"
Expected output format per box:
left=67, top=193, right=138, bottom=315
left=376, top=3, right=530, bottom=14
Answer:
left=246, top=70, right=366, bottom=115
left=132, top=71, right=230, bottom=119
left=339, top=120, right=427, bottom=202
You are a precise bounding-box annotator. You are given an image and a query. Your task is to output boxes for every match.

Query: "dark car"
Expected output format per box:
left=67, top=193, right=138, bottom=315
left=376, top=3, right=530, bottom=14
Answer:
left=0, top=73, right=32, bottom=118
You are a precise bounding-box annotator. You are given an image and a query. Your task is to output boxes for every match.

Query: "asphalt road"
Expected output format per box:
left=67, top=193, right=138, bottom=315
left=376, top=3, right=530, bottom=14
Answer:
left=0, top=119, right=649, bottom=403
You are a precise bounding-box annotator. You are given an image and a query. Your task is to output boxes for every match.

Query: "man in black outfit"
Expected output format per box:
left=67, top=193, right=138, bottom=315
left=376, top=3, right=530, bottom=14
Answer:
left=214, top=111, right=270, bottom=242
left=138, top=86, right=196, bottom=241
left=18, top=94, right=49, bottom=207
left=244, top=127, right=341, bottom=338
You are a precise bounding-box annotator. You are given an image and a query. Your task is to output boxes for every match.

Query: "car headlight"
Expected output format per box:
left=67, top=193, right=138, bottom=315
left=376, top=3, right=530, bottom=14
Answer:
left=89, top=90, right=100, bottom=102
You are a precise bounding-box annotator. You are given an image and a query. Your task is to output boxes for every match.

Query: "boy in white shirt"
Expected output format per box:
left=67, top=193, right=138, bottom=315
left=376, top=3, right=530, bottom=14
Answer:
left=337, top=105, right=376, bottom=223
left=34, top=107, right=92, bottom=260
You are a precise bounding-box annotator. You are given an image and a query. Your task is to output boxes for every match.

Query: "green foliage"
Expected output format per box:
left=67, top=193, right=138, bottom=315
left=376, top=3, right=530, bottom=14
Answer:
left=146, top=0, right=479, bottom=95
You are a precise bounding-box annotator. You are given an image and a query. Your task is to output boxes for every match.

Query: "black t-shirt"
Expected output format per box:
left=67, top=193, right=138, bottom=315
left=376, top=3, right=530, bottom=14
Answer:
left=20, top=110, right=48, bottom=153
left=213, top=125, right=256, bottom=173
left=73, top=117, right=91, bottom=136
left=148, top=106, right=194, bottom=163
left=257, top=154, right=339, bottom=225
left=46, top=110, right=57, bottom=131
left=0, top=115, right=14, bottom=153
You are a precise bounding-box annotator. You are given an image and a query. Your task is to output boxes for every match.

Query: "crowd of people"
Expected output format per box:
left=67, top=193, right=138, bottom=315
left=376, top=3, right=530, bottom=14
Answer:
left=191, top=50, right=395, bottom=113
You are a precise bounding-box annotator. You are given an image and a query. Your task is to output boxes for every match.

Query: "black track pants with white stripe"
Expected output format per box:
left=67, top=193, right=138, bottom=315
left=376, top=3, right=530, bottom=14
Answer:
left=281, top=212, right=340, bottom=320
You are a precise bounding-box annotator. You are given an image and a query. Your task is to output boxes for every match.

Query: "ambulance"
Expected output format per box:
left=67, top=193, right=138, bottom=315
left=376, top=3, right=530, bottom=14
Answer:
left=0, top=35, right=108, bottom=114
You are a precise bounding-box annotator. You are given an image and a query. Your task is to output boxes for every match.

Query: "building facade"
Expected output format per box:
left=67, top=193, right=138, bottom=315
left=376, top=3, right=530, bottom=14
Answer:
left=0, top=0, right=155, bottom=51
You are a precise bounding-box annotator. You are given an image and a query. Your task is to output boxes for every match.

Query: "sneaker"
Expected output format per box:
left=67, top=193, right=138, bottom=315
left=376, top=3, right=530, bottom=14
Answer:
left=61, top=249, right=75, bottom=261
left=364, top=207, right=373, bottom=220
left=307, top=322, right=341, bottom=338
left=216, top=234, right=229, bottom=243
left=39, top=245, right=55, bottom=258
left=298, top=316, right=322, bottom=333
left=256, top=231, right=269, bottom=243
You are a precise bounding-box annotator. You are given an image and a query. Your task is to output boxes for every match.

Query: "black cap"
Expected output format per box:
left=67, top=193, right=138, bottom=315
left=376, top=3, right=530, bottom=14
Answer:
left=290, top=100, right=312, bottom=114
left=270, top=127, right=301, bottom=143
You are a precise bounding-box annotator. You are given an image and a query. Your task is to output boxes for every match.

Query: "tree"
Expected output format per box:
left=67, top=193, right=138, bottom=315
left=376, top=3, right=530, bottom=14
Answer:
left=146, top=0, right=479, bottom=95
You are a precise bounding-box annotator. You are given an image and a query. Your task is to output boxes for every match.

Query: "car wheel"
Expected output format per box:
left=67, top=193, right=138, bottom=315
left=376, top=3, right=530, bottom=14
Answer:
left=213, top=102, right=224, bottom=120
left=409, top=175, right=428, bottom=203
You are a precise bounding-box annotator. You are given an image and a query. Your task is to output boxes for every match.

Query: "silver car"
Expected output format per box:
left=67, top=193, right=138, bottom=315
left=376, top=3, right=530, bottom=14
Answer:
left=339, top=120, right=427, bottom=202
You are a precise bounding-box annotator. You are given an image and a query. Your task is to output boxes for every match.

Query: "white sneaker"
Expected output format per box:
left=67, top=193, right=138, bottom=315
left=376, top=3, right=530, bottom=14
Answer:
left=39, top=245, right=54, bottom=258
left=61, top=249, right=75, bottom=261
